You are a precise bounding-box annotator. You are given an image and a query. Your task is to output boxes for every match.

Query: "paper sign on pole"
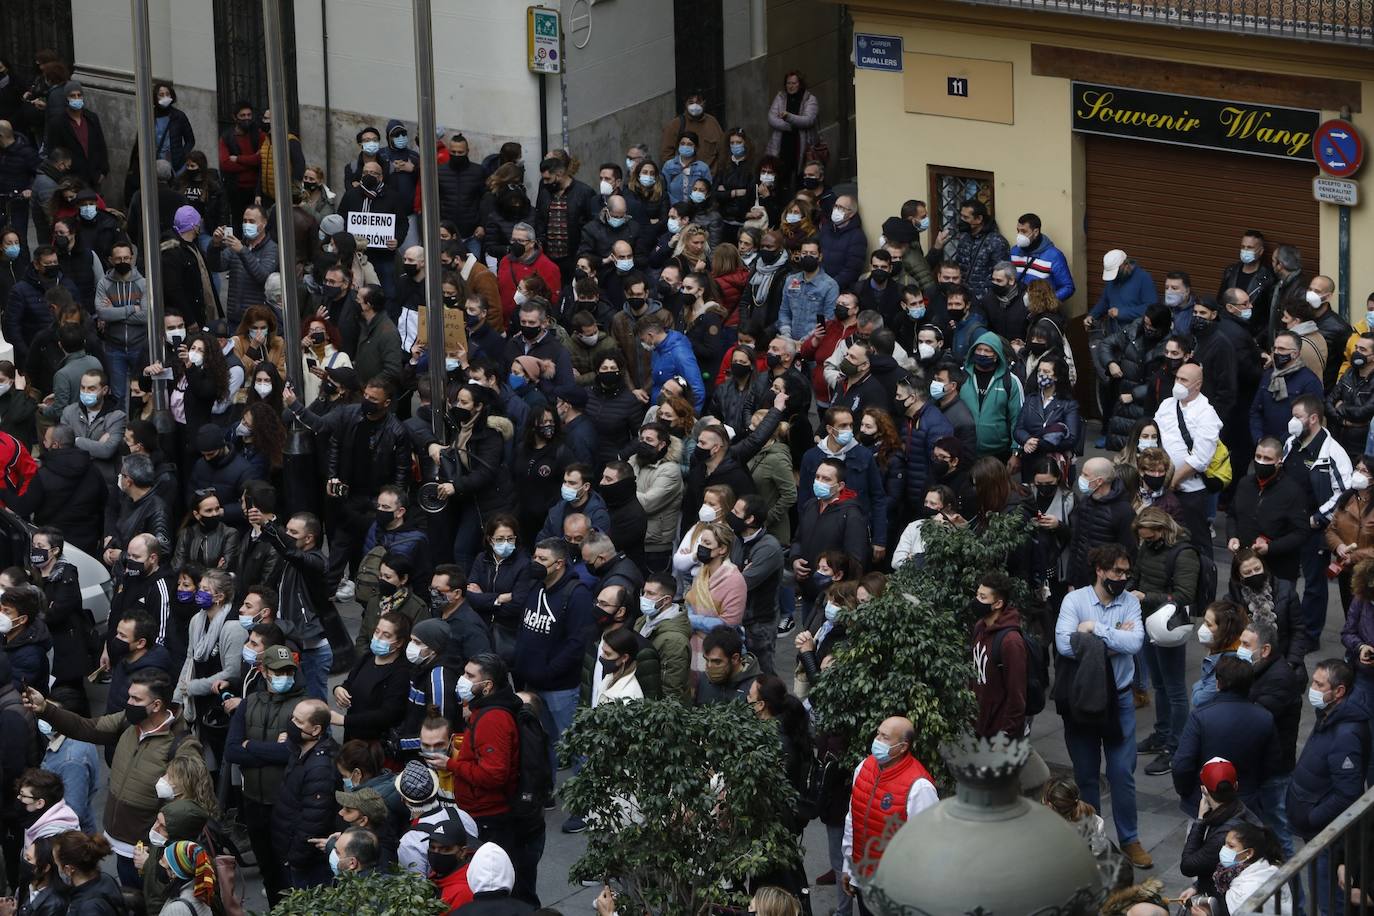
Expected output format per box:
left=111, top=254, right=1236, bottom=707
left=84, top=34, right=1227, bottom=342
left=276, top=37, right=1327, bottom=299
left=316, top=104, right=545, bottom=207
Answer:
left=416, top=304, right=470, bottom=352
left=346, top=210, right=397, bottom=248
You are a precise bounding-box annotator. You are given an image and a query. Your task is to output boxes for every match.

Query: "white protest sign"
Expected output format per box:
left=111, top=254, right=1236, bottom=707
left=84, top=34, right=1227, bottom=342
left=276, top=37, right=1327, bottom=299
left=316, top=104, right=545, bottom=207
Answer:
left=346, top=210, right=397, bottom=248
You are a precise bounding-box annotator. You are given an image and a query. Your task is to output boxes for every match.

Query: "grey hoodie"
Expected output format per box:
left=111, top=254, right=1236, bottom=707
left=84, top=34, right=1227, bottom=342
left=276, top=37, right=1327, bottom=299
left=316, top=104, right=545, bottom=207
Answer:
left=95, top=265, right=148, bottom=348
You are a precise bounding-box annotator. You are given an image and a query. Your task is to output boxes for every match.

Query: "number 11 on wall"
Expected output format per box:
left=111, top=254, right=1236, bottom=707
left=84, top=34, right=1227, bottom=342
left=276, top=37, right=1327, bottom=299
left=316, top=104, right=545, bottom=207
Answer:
left=947, top=77, right=968, bottom=97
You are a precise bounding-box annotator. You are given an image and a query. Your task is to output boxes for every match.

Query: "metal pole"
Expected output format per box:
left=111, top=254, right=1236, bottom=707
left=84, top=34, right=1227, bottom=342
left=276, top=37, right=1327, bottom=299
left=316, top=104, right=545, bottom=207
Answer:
left=1339, top=203, right=1351, bottom=322
left=538, top=76, right=549, bottom=162
left=262, top=0, right=304, bottom=393
left=130, top=0, right=171, bottom=426
left=413, top=0, right=447, bottom=441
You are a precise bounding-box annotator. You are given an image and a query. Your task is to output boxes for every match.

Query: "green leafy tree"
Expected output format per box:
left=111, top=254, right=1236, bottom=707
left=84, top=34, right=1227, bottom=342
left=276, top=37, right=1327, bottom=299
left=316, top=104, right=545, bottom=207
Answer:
left=268, top=869, right=447, bottom=916
left=809, top=512, right=1031, bottom=786
left=560, top=699, right=801, bottom=915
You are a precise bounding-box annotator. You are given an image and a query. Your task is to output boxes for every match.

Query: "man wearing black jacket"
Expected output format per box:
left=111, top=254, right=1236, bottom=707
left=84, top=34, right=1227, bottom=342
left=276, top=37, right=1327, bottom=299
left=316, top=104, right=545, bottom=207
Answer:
left=1188, top=299, right=1238, bottom=420
left=1217, top=289, right=1263, bottom=486
left=1328, top=331, right=1374, bottom=455
left=733, top=495, right=784, bottom=675
left=436, top=134, right=485, bottom=243
left=1217, top=230, right=1276, bottom=324
left=272, top=698, right=339, bottom=890
left=535, top=157, right=599, bottom=282
left=1226, top=438, right=1310, bottom=586
left=1241, top=617, right=1302, bottom=854
left=102, top=453, right=172, bottom=565
left=254, top=511, right=339, bottom=701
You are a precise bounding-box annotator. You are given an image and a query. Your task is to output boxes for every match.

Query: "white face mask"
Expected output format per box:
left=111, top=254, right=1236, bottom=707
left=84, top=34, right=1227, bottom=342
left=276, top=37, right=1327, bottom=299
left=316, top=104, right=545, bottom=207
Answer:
left=155, top=776, right=176, bottom=800
left=1171, top=381, right=1189, bottom=401
left=1288, top=416, right=1305, bottom=438
left=917, top=343, right=936, bottom=361
left=698, top=504, right=717, bottom=523
left=1353, top=472, right=1371, bottom=491
left=187, top=349, right=204, bottom=367
left=1196, top=624, right=1213, bottom=645
left=598, top=180, right=613, bottom=196
left=254, top=382, right=273, bottom=398
left=1014, top=232, right=1031, bottom=249
left=1306, top=289, right=1323, bottom=308
left=405, top=642, right=426, bottom=665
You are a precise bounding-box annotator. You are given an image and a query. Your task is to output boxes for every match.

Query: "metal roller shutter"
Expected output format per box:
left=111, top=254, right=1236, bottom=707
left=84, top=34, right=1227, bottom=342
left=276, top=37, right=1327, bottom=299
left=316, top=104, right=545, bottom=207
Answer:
left=1083, top=134, right=1321, bottom=309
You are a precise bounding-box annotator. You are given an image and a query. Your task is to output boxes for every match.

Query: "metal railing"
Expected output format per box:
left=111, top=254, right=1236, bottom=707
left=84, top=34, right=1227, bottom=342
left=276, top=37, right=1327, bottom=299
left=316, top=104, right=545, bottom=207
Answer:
left=946, top=0, right=1374, bottom=46
left=1234, top=783, right=1374, bottom=914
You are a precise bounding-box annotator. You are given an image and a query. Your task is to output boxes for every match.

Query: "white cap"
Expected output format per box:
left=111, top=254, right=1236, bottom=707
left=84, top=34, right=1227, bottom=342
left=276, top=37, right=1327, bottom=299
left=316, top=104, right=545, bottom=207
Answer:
left=1145, top=603, right=1194, bottom=648
left=1102, top=249, right=1128, bottom=281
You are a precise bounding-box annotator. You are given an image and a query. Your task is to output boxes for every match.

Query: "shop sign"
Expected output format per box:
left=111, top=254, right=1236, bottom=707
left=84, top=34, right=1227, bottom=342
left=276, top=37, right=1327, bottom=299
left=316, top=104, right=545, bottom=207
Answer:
left=1071, top=82, right=1319, bottom=161
left=855, top=34, right=903, bottom=72
left=1313, top=177, right=1359, bottom=206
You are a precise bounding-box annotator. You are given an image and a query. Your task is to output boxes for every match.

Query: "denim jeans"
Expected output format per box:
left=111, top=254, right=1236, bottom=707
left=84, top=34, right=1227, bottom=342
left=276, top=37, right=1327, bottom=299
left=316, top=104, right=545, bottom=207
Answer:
left=105, top=342, right=147, bottom=411
left=116, top=853, right=141, bottom=889
left=1063, top=688, right=1138, bottom=844
left=537, top=687, right=579, bottom=772
left=1301, top=530, right=1331, bottom=643
left=826, top=821, right=853, bottom=916
left=1257, top=773, right=1295, bottom=857
left=1141, top=641, right=1188, bottom=751
left=299, top=643, right=333, bottom=700
left=1316, top=847, right=1344, bottom=916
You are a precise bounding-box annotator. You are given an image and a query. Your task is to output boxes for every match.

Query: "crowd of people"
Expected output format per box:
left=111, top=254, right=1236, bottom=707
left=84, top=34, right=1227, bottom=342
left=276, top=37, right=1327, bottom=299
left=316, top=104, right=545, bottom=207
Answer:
left=0, top=46, right=1371, bottom=916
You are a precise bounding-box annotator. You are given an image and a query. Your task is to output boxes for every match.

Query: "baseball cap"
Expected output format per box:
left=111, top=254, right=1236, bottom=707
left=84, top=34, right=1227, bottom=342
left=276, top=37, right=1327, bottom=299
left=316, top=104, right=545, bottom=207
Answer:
left=335, top=787, right=388, bottom=826
left=421, top=809, right=472, bottom=847
left=1200, top=757, right=1238, bottom=794
left=261, top=645, right=296, bottom=671
left=1102, top=249, right=1128, bottom=281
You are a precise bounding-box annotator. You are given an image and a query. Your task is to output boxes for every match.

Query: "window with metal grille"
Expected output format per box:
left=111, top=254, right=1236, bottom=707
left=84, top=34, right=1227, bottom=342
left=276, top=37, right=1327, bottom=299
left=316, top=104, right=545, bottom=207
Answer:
left=928, top=165, right=995, bottom=240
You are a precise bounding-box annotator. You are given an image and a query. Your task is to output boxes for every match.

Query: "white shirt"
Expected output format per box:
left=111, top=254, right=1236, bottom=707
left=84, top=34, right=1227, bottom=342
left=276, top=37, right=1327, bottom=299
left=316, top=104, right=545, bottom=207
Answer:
left=1154, top=393, right=1222, bottom=493
left=840, top=759, right=938, bottom=878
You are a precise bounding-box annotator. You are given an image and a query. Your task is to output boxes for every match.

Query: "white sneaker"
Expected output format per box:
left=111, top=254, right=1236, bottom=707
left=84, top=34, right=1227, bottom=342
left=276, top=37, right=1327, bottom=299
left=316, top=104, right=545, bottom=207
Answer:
left=334, top=578, right=355, bottom=602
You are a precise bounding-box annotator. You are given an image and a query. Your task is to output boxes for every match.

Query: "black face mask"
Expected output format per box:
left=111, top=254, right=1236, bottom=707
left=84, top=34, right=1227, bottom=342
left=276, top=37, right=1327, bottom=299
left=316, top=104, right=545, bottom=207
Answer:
left=376, top=508, right=396, bottom=528
left=972, top=597, right=996, bottom=616
left=834, top=304, right=850, bottom=321
left=1242, top=572, right=1269, bottom=592
left=1034, top=484, right=1056, bottom=510
left=1164, top=356, right=1184, bottom=371
left=198, top=515, right=221, bottom=532
left=401, top=263, right=420, bottom=278
left=870, top=268, right=890, bottom=284
left=798, top=255, right=819, bottom=273
left=625, top=297, right=647, bottom=312
left=1255, top=462, right=1279, bottom=482
left=930, top=459, right=950, bottom=479
left=1102, top=577, right=1127, bottom=597
left=365, top=401, right=387, bottom=419
left=528, top=561, right=548, bottom=581
left=376, top=580, right=399, bottom=599
left=285, top=720, right=306, bottom=745
left=634, top=440, right=665, bottom=463
left=597, top=371, right=622, bottom=391
left=123, top=557, right=145, bottom=578
left=450, top=406, right=473, bottom=426
left=428, top=851, right=459, bottom=877
left=113, top=263, right=132, bottom=276
left=730, top=362, right=752, bottom=380
left=759, top=249, right=783, bottom=266
left=695, top=544, right=714, bottom=564
left=520, top=324, right=542, bottom=340
left=537, top=423, right=556, bottom=439
left=801, top=176, right=820, bottom=190
left=361, top=175, right=382, bottom=192
left=765, top=353, right=783, bottom=369
left=1191, top=316, right=1215, bottom=336
left=509, top=240, right=528, bottom=258
left=726, top=512, right=747, bottom=535
left=125, top=702, right=151, bottom=725
left=1141, top=473, right=1167, bottom=493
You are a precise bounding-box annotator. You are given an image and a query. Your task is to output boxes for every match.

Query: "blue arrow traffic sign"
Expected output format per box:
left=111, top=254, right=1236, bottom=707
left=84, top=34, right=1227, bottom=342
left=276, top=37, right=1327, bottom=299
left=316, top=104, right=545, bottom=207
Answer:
left=1313, top=118, right=1364, bottom=178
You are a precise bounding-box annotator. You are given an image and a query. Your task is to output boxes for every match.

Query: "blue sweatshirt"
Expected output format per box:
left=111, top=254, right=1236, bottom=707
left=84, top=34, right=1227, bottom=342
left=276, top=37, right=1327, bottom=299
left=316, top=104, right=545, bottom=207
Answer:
left=1090, top=264, right=1157, bottom=323
left=513, top=571, right=595, bottom=692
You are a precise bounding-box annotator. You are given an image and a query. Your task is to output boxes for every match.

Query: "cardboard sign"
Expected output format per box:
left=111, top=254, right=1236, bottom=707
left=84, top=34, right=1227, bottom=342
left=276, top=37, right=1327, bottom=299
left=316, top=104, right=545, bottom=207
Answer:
left=416, top=303, right=470, bottom=351
left=346, top=210, right=397, bottom=248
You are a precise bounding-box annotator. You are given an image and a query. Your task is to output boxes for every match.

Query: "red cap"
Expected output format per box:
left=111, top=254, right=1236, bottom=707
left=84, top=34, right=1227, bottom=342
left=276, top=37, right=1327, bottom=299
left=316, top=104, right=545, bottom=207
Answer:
left=1200, top=757, right=1238, bottom=794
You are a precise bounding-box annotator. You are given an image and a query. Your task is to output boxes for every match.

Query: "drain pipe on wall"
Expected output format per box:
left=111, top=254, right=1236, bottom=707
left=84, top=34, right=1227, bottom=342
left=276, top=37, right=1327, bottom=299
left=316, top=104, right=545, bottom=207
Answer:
left=750, top=0, right=765, bottom=59
left=321, top=0, right=333, bottom=181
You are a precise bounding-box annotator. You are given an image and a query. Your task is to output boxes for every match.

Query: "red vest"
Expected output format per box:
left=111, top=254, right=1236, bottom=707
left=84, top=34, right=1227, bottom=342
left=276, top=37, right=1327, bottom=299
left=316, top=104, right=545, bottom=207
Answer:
left=849, top=753, right=932, bottom=878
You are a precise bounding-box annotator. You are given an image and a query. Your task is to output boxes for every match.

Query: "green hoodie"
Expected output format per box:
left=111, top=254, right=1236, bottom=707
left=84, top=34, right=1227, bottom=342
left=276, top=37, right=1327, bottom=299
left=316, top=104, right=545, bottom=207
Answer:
left=959, top=331, right=1024, bottom=457
left=142, top=799, right=210, bottom=911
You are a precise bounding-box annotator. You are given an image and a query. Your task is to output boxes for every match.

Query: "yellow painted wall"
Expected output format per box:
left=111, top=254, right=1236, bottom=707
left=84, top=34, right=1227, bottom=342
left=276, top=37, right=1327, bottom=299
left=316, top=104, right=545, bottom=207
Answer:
left=848, top=4, right=1374, bottom=321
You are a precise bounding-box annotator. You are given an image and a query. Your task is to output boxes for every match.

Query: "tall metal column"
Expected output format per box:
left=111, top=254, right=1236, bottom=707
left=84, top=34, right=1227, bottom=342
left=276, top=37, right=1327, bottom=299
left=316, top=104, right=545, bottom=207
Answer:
left=130, top=0, right=170, bottom=426
left=413, top=0, right=447, bottom=440
left=262, top=0, right=304, bottom=393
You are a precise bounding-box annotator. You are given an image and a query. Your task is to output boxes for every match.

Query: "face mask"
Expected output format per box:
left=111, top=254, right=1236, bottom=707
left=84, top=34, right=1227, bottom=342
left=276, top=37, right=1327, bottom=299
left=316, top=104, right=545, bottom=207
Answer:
left=123, top=557, right=145, bottom=578
left=824, top=602, right=840, bottom=622
left=690, top=190, right=707, bottom=204
left=695, top=544, right=714, bottom=565
left=1103, top=577, right=1127, bottom=597
left=760, top=173, right=776, bottom=186
left=0, top=615, right=10, bottom=636
left=329, top=848, right=342, bottom=876
left=1164, top=290, right=1186, bottom=308
left=166, top=329, right=186, bottom=346
left=1239, top=308, right=1253, bottom=321
left=1239, top=249, right=1257, bottom=265
left=870, top=738, right=894, bottom=764
left=1037, top=375, right=1054, bottom=390
left=1288, top=416, right=1307, bottom=439
left=193, top=589, right=214, bottom=609
left=456, top=676, right=476, bottom=703
left=0, top=384, right=10, bottom=397
left=799, top=255, right=819, bottom=272
left=37, top=719, right=52, bottom=738
left=78, top=391, right=99, bottom=407
left=666, top=218, right=681, bottom=234
left=1076, top=476, right=1093, bottom=496
left=536, top=423, right=555, bottom=439
left=251, top=381, right=274, bottom=399
left=241, top=645, right=258, bottom=665
left=29, top=547, right=50, bottom=566
left=2, top=244, right=19, bottom=260
left=493, top=540, right=516, bottom=559
left=405, top=642, right=426, bottom=665
left=445, top=357, right=462, bottom=373
left=392, top=134, right=409, bottom=149
left=729, top=142, right=746, bottom=157
left=698, top=504, right=718, bottom=524
left=812, top=479, right=833, bottom=500
left=870, top=268, right=890, bottom=285
left=834, top=428, right=854, bottom=446
left=1306, top=289, right=1323, bottom=308
left=687, top=104, right=704, bottom=117
left=187, top=349, right=204, bottom=367
left=678, top=145, right=695, bottom=159
left=1171, top=381, right=1189, bottom=401
left=1141, top=473, right=1167, bottom=494
left=155, top=776, right=176, bottom=799
left=609, top=255, right=634, bottom=273
left=241, top=222, right=259, bottom=240
left=79, top=204, right=97, bottom=221
left=1218, top=846, right=1240, bottom=867
left=1255, top=462, right=1279, bottom=482
left=1353, top=472, right=1371, bottom=491
left=1015, top=233, right=1032, bottom=249
left=917, top=217, right=930, bottom=232
left=1196, top=624, right=1213, bottom=644
left=1309, top=687, right=1328, bottom=709
left=801, top=176, right=820, bottom=190
left=509, top=240, right=528, bottom=259
left=269, top=674, right=294, bottom=693
left=68, top=97, right=84, bottom=111
left=369, top=637, right=393, bottom=657
left=638, top=172, right=657, bottom=187
left=1138, top=437, right=1159, bottom=451
left=784, top=212, right=802, bottom=225
left=830, top=207, right=847, bottom=224
left=361, top=140, right=381, bottom=155
left=238, top=611, right=258, bottom=630
left=1273, top=352, right=1294, bottom=368
left=149, top=827, right=168, bottom=847
left=1236, top=646, right=1256, bottom=664
left=561, top=484, right=580, bottom=502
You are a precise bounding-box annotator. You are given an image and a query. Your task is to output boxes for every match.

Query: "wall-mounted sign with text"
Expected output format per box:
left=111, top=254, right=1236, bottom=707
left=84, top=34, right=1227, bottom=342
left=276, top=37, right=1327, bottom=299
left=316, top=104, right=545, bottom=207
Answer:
left=1070, top=82, right=1319, bottom=161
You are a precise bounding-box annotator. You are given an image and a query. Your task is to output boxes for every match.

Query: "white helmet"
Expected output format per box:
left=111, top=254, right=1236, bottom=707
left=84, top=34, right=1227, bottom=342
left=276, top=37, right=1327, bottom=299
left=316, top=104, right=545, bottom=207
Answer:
left=1146, top=602, right=1193, bottom=647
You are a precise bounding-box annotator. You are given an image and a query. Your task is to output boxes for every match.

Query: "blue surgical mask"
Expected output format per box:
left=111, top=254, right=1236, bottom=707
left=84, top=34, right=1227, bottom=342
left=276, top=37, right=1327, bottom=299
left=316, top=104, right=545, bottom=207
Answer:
left=690, top=190, right=707, bottom=204
left=493, top=541, right=515, bottom=559
left=269, top=674, right=295, bottom=693
left=508, top=373, right=526, bottom=390
left=1239, top=308, right=1253, bottom=321
left=928, top=381, right=946, bottom=400
left=834, top=428, right=854, bottom=446
left=328, top=847, right=341, bottom=876
left=917, top=217, right=930, bottom=232
left=37, top=718, right=52, bottom=738
left=870, top=738, right=893, bottom=763
left=79, top=204, right=97, bottom=221
left=560, top=484, right=580, bottom=502
left=824, top=602, right=840, bottom=622
left=730, top=143, right=746, bottom=157
left=79, top=391, right=99, bottom=407
left=812, top=479, right=832, bottom=500
left=1309, top=687, right=1328, bottom=709
left=456, top=676, right=475, bottom=703
left=784, top=212, right=802, bottom=225
left=370, top=637, right=393, bottom=657
left=1076, top=476, right=1092, bottom=495
left=361, top=140, right=381, bottom=155
left=239, top=614, right=256, bottom=630
left=445, top=357, right=461, bottom=373
left=1236, top=646, right=1256, bottom=664
left=678, top=145, right=695, bottom=159
left=667, top=218, right=681, bottom=234
left=608, top=215, right=627, bottom=229
left=1218, top=846, right=1240, bottom=867
left=241, top=222, right=259, bottom=240
left=68, top=97, right=84, bottom=111
left=1239, top=249, right=1257, bottom=265
left=625, top=158, right=636, bottom=173
left=2, top=245, right=19, bottom=260
left=906, top=306, right=926, bottom=320
left=241, top=645, right=258, bottom=665
left=638, top=172, right=656, bottom=187
left=639, top=595, right=661, bottom=616
left=615, top=258, right=634, bottom=272
left=392, top=134, right=409, bottom=150
left=342, top=777, right=356, bottom=791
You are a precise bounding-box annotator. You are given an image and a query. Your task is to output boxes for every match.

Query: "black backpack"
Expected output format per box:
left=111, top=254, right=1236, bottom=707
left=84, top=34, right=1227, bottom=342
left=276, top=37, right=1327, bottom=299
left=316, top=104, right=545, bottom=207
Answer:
left=1165, top=542, right=1217, bottom=618
left=992, top=625, right=1049, bottom=717
left=510, top=704, right=554, bottom=820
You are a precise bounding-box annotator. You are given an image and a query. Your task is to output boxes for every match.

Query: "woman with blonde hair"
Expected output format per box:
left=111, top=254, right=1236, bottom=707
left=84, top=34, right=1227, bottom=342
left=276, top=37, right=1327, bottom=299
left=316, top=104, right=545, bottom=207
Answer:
left=684, top=519, right=746, bottom=672
left=671, top=223, right=711, bottom=275
left=672, top=483, right=736, bottom=594
left=750, top=885, right=803, bottom=916
left=1042, top=776, right=1111, bottom=857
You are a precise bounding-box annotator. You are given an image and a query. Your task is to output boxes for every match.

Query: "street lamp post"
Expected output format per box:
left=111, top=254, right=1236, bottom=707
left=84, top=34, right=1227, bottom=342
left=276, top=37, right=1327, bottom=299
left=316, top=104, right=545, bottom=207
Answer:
left=413, top=0, right=448, bottom=440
